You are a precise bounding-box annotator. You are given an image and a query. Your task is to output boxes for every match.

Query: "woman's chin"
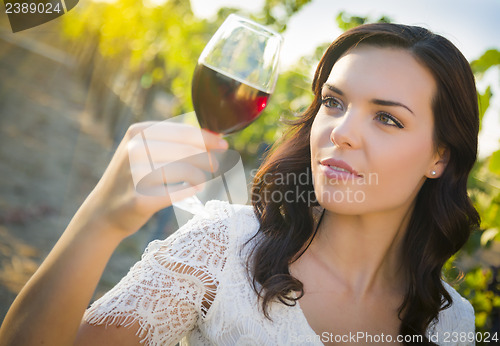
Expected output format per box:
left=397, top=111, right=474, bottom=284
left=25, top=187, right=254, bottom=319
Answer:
left=315, top=188, right=368, bottom=214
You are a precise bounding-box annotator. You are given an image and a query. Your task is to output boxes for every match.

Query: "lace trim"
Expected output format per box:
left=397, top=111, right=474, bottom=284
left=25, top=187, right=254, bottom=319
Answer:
left=83, top=200, right=234, bottom=345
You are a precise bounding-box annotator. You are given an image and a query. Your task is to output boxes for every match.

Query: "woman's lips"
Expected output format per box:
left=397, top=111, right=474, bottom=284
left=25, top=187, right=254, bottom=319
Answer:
left=319, top=158, right=362, bottom=180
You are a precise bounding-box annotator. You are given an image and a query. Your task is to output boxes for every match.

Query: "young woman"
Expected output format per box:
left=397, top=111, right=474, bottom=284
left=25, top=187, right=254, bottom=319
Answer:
left=0, top=23, right=479, bottom=345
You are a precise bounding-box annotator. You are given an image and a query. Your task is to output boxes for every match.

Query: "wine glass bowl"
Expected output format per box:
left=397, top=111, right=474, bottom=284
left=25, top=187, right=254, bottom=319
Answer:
left=191, top=14, right=282, bottom=134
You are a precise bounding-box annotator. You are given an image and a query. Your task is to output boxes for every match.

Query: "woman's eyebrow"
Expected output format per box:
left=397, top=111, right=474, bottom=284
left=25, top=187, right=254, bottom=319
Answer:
left=371, top=99, right=415, bottom=115
left=323, top=83, right=414, bottom=115
left=322, top=83, right=344, bottom=95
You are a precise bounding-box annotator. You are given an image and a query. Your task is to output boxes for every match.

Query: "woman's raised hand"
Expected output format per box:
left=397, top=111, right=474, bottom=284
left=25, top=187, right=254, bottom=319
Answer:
left=0, top=121, right=228, bottom=346
left=81, top=121, right=228, bottom=239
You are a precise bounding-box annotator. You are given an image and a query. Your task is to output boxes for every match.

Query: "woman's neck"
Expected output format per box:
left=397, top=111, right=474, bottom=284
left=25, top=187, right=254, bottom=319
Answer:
left=307, top=205, right=413, bottom=300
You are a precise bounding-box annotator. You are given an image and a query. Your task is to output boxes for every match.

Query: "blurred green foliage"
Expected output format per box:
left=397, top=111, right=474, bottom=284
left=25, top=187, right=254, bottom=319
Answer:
left=62, top=0, right=213, bottom=115
left=61, top=1, right=499, bottom=337
left=335, top=10, right=392, bottom=31
left=464, top=47, right=500, bottom=339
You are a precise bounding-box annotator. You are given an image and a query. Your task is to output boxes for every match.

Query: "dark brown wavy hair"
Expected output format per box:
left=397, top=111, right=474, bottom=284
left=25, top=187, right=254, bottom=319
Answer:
left=247, top=23, right=480, bottom=344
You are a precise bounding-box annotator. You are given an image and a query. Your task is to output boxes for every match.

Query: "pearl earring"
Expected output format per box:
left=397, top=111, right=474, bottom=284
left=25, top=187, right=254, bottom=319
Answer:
left=431, top=170, right=436, bottom=176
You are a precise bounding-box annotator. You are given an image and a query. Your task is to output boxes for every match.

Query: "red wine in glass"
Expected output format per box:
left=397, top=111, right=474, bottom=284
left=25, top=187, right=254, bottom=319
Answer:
left=192, top=63, right=271, bottom=135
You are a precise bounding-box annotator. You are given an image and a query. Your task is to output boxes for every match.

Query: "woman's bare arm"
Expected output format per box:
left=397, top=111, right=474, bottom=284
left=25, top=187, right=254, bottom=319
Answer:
left=0, top=208, right=126, bottom=345
left=0, top=122, right=227, bottom=345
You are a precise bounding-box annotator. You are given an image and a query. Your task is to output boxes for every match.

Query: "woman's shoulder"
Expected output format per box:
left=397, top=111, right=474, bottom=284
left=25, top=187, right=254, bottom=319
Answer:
left=429, top=281, right=475, bottom=338
left=441, top=281, right=475, bottom=317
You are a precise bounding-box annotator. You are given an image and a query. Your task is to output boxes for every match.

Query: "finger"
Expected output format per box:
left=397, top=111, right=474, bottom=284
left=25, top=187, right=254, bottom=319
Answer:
left=163, top=152, right=220, bottom=173
left=127, top=138, right=205, bottom=162
left=132, top=163, right=208, bottom=192
left=128, top=142, right=220, bottom=174
left=200, top=129, right=229, bottom=150
left=136, top=121, right=228, bottom=151
left=162, top=163, right=207, bottom=191
left=127, top=139, right=215, bottom=168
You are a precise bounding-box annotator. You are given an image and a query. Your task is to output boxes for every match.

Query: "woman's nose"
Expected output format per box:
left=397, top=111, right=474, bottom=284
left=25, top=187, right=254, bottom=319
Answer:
left=330, top=111, right=362, bottom=149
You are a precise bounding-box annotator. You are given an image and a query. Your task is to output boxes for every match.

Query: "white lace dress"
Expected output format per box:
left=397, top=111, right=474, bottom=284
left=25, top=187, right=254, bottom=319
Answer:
left=83, top=200, right=476, bottom=345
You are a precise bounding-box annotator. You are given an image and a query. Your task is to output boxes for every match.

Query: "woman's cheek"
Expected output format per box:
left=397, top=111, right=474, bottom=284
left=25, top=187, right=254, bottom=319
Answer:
left=367, top=137, right=432, bottom=206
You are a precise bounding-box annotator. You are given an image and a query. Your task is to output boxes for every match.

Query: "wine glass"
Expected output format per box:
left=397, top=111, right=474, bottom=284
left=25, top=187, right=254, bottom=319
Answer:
left=172, top=14, right=282, bottom=214
left=192, top=14, right=282, bottom=134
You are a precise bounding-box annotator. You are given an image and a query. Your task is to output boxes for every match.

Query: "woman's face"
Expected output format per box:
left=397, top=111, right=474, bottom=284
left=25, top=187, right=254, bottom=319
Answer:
left=310, top=45, right=445, bottom=215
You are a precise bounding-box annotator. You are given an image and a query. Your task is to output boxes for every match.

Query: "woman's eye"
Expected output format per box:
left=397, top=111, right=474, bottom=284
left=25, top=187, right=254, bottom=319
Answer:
left=321, top=97, right=343, bottom=110
left=376, top=112, right=404, bottom=129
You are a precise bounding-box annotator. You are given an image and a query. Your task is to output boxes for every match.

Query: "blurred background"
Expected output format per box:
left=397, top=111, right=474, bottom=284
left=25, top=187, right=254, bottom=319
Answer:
left=0, top=0, right=498, bottom=339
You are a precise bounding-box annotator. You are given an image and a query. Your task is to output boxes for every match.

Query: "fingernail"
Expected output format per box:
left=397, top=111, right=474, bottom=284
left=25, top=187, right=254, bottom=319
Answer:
left=203, top=128, right=219, bottom=136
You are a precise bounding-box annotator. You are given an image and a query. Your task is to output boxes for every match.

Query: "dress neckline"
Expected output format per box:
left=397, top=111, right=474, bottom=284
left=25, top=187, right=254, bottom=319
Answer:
left=290, top=291, right=325, bottom=345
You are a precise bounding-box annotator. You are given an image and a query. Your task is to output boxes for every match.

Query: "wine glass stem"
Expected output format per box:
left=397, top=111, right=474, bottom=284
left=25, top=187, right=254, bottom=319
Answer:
left=221, top=172, right=232, bottom=204
left=207, top=148, right=232, bottom=204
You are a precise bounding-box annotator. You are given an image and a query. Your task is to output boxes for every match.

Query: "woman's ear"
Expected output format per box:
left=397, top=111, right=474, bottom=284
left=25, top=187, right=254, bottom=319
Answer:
left=426, top=146, right=449, bottom=178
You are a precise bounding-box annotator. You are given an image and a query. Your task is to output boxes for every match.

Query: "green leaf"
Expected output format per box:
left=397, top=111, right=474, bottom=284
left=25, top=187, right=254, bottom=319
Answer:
left=336, top=11, right=367, bottom=31
left=477, top=86, right=492, bottom=130
left=471, top=49, right=500, bottom=75
left=335, top=11, right=393, bottom=32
